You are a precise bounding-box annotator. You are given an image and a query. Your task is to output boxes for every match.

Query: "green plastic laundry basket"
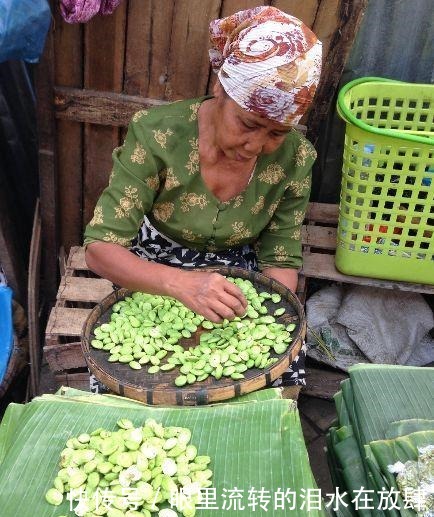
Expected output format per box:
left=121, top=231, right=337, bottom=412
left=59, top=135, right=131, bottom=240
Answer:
left=335, top=77, right=434, bottom=285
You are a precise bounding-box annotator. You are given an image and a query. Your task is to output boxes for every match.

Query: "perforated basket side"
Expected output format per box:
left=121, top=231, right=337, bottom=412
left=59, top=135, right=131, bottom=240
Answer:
left=335, top=79, right=434, bottom=284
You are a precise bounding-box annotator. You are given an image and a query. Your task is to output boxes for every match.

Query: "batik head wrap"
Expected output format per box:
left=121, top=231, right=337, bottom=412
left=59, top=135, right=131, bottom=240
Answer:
left=209, top=6, right=322, bottom=125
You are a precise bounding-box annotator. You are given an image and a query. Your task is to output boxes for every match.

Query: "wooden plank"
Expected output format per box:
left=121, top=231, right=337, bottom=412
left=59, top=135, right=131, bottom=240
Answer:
left=305, top=202, right=339, bottom=224
left=28, top=200, right=42, bottom=397
left=54, top=87, right=164, bottom=126
left=302, top=225, right=337, bottom=250
left=57, top=120, right=83, bottom=250
left=312, top=0, right=340, bottom=60
left=147, top=1, right=177, bottom=100
left=303, top=366, right=348, bottom=399
left=58, top=277, right=113, bottom=303
left=53, top=9, right=83, bottom=251
left=35, top=24, right=59, bottom=305
left=46, top=307, right=92, bottom=337
left=124, top=0, right=177, bottom=100
left=55, top=372, right=90, bottom=391
left=166, top=0, right=221, bottom=100
left=307, top=0, right=368, bottom=144
left=271, top=0, right=319, bottom=26
left=54, top=87, right=313, bottom=134
left=221, top=0, right=266, bottom=18
left=83, top=4, right=127, bottom=228
left=302, top=253, right=434, bottom=295
left=123, top=0, right=153, bottom=96
left=45, top=342, right=87, bottom=371
left=68, top=246, right=89, bottom=271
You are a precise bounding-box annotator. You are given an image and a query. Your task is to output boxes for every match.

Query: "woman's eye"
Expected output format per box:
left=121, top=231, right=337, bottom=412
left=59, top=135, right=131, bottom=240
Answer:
left=242, top=121, right=255, bottom=130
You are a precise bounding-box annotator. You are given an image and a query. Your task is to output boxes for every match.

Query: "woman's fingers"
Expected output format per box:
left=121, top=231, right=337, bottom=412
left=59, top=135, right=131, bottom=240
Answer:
left=214, top=290, right=246, bottom=318
left=221, top=281, right=248, bottom=314
left=203, top=274, right=247, bottom=319
left=174, top=270, right=248, bottom=321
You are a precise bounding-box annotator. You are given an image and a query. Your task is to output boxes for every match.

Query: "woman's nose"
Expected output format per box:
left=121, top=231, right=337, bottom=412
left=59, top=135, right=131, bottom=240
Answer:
left=243, top=133, right=266, bottom=155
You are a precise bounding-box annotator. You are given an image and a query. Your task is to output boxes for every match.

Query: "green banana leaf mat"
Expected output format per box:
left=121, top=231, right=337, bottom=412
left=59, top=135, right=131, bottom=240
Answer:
left=0, top=387, right=325, bottom=517
left=326, top=364, right=434, bottom=517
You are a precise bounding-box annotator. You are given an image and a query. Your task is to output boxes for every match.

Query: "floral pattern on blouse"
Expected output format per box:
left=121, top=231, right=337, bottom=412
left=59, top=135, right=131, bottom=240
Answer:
left=163, top=168, right=181, bottom=190
left=153, top=129, right=173, bottom=149
left=295, top=139, right=317, bottom=166
left=251, top=196, right=265, bottom=214
left=84, top=97, right=316, bottom=269
left=131, top=142, right=146, bottom=164
left=152, top=202, right=174, bottom=222
left=185, top=138, right=199, bottom=175
left=114, top=186, right=143, bottom=219
left=225, top=222, right=251, bottom=246
left=89, top=205, right=103, bottom=226
left=180, top=193, right=209, bottom=212
left=258, top=163, right=285, bottom=184
left=132, top=109, right=148, bottom=123
left=189, top=102, right=201, bottom=121
left=145, top=174, right=160, bottom=192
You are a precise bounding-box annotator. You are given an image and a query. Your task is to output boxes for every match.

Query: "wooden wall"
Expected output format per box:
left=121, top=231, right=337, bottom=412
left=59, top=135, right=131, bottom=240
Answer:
left=36, top=0, right=367, bottom=301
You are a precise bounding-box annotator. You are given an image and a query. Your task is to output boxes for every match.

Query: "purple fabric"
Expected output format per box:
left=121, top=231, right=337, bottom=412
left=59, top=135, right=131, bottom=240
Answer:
left=60, top=0, right=101, bottom=23
left=99, top=0, right=122, bottom=15
left=60, top=0, right=123, bottom=23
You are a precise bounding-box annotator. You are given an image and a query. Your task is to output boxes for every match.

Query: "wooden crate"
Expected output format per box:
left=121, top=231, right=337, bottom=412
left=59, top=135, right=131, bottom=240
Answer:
left=44, top=246, right=113, bottom=390
left=300, top=203, right=434, bottom=298
left=45, top=202, right=434, bottom=390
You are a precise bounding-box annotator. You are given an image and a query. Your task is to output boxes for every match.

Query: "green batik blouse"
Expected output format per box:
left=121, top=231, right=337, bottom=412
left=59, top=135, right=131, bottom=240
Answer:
left=84, top=97, right=317, bottom=270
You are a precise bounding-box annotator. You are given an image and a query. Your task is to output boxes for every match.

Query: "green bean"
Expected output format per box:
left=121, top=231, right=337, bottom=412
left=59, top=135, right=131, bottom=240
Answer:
left=91, top=277, right=299, bottom=386
left=46, top=419, right=213, bottom=516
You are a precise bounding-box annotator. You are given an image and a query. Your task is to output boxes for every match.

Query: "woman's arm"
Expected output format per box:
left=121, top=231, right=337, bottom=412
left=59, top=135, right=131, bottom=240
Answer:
left=86, top=241, right=247, bottom=322
left=262, top=267, right=298, bottom=293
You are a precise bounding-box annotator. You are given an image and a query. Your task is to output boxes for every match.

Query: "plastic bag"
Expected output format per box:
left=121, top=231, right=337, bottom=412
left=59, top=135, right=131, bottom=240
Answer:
left=0, top=0, right=51, bottom=64
left=0, top=286, right=13, bottom=385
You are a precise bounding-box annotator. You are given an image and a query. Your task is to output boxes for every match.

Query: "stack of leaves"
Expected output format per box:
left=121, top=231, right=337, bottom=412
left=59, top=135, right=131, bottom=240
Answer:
left=326, top=364, right=434, bottom=517
left=0, top=388, right=325, bottom=517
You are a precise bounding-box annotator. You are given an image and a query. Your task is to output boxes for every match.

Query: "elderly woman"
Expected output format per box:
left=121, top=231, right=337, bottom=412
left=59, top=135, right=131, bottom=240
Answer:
left=84, top=6, right=322, bottom=385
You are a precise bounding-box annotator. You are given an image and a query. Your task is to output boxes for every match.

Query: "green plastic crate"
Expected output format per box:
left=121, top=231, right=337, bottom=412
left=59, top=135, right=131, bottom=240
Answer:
left=335, top=77, right=434, bottom=284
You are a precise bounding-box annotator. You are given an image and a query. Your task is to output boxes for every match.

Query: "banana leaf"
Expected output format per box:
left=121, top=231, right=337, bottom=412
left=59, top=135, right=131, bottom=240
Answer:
left=362, top=447, right=405, bottom=517
left=327, top=365, right=434, bottom=517
left=334, top=391, right=351, bottom=429
left=365, top=431, right=434, bottom=517
left=54, top=386, right=283, bottom=406
left=385, top=420, right=434, bottom=440
left=332, top=426, right=375, bottom=517
left=369, top=430, right=434, bottom=478
left=348, top=364, right=434, bottom=446
left=0, top=402, right=26, bottom=465
left=326, top=428, right=357, bottom=516
left=0, top=393, right=324, bottom=517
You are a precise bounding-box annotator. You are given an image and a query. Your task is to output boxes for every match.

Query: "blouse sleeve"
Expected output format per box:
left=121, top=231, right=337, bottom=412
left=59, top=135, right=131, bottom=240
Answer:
left=256, top=137, right=315, bottom=270
left=83, top=118, right=161, bottom=248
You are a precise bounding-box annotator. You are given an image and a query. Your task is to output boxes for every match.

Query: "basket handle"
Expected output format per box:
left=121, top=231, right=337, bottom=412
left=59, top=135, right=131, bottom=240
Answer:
left=336, top=77, right=434, bottom=145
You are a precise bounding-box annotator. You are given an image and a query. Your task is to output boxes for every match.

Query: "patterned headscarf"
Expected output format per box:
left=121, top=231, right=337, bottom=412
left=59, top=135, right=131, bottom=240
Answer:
left=209, top=6, right=322, bottom=125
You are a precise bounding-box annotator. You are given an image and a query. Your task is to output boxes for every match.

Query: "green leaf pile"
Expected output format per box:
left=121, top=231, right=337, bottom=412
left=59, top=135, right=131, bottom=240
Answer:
left=326, top=364, right=434, bottom=517
left=0, top=388, right=324, bottom=517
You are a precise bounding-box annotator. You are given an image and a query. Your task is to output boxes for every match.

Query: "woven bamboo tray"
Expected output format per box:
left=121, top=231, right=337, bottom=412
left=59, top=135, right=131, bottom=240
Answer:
left=82, top=267, right=306, bottom=405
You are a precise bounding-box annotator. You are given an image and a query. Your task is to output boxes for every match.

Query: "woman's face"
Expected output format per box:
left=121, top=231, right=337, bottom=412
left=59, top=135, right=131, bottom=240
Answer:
left=212, top=82, right=290, bottom=163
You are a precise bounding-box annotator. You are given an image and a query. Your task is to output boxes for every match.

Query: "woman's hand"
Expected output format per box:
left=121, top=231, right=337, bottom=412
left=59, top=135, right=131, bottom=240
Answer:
left=172, top=270, right=248, bottom=322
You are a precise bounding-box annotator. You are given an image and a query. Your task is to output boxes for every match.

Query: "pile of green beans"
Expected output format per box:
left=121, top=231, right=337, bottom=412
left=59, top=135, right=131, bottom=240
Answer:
left=45, top=418, right=212, bottom=517
left=91, top=277, right=297, bottom=386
